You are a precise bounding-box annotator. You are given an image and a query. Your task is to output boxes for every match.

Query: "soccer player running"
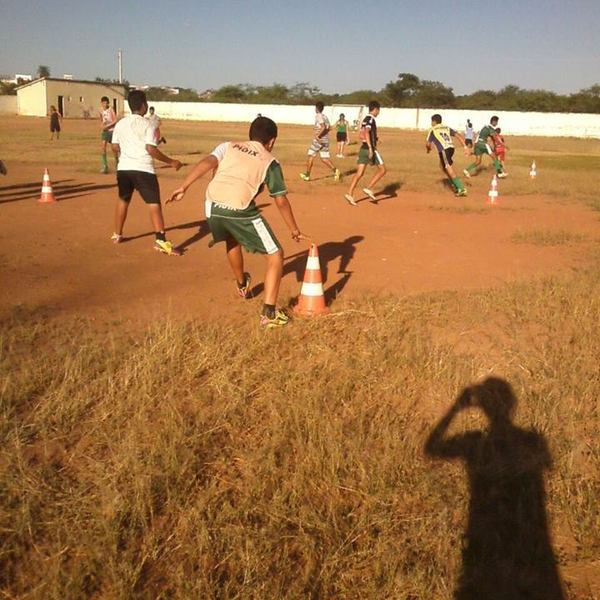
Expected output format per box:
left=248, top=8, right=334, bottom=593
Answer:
left=463, top=115, right=507, bottom=179
left=344, top=100, right=386, bottom=206
left=300, top=101, right=341, bottom=182
left=426, top=114, right=469, bottom=197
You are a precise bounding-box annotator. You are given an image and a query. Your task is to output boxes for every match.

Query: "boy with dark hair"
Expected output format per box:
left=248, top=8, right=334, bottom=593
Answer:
left=99, top=96, right=117, bottom=173
left=465, top=119, right=474, bottom=148
left=300, top=101, right=341, bottom=182
left=463, top=115, right=507, bottom=178
left=168, top=116, right=308, bottom=328
left=426, top=114, right=468, bottom=197
left=344, top=100, right=386, bottom=206
left=110, top=90, right=183, bottom=255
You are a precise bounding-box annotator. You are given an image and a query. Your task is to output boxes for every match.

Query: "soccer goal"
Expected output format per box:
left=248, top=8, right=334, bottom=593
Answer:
left=330, top=104, right=365, bottom=131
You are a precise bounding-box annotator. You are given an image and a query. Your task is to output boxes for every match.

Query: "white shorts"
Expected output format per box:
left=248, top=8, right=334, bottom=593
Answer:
left=307, top=137, right=330, bottom=158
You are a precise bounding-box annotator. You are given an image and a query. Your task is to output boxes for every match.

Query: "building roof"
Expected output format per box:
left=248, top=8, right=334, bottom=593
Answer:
left=16, top=77, right=127, bottom=92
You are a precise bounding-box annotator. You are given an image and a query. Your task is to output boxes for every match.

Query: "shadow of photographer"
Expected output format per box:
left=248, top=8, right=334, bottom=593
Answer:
left=425, top=377, right=566, bottom=600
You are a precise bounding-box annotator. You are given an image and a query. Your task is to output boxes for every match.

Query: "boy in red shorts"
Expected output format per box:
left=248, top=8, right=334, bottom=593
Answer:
left=494, top=128, right=508, bottom=172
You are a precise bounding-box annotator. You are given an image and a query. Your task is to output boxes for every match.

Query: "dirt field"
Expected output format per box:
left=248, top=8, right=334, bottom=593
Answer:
left=1, top=116, right=599, bottom=324
left=1, top=116, right=599, bottom=598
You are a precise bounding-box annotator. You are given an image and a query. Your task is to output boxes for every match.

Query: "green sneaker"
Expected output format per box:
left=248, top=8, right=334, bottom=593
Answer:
left=299, top=172, right=310, bottom=181
left=154, top=239, right=182, bottom=256
left=260, top=309, right=290, bottom=329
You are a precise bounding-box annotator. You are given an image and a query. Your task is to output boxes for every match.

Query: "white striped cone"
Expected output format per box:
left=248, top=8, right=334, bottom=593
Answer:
left=294, top=243, right=329, bottom=316
left=39, top=168, right=57, bottom=203
left=487, top=175, right=499, bottom=205
left=530, top=161, right=537, bottom=179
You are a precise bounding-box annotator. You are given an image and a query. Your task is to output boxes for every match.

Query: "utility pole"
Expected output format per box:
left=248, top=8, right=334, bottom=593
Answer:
left=118, top=49, right=123, bottom=83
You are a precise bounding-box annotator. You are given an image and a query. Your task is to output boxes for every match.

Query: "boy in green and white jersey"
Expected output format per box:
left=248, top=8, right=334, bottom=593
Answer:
left=168, top=116, right=308, bottom=328
left=463, top=115, right=507, bottom=178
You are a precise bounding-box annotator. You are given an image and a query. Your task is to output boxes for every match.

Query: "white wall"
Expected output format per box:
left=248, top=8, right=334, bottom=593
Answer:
left=0, top=96, right=17, bottom=114
left=127, top=101, right=600, bottom=138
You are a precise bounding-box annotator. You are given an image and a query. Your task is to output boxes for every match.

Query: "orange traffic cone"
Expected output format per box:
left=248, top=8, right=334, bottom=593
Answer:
left=487, top=174, right=499, bottom=205
left=294, top=243, right=330, bottom=316
left=529, top=161, right=537, bottom=179
left=39, top=168, right=57, bottom=203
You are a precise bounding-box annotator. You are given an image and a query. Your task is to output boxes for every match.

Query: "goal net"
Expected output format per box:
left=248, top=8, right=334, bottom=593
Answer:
left=330, top=104, right=366, bottom=131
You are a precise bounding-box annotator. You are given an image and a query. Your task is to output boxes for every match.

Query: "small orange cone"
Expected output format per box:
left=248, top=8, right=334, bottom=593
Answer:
left=39, top=168, right=57, bottom=203
left=487, top=174, right=499, bottom=205
left=294, top=243, right=330, bottom=316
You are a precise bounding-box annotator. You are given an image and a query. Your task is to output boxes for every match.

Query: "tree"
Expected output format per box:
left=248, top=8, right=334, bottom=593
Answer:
left=415, top=80, right=455, bottom=108
left=37, top=65, right=50, bottom=78
left=383, top=72, right=422, bottom=107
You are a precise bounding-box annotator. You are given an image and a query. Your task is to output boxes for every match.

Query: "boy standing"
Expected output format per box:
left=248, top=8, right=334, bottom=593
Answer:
left=344, top=100, right=386, bottom=206
left=300, top=101, right=341, bottom=182
left=168, top=116, right=307, bottom=328
left=463, top=116, right=507, bottom=178
left=465, top=119, right=474, bottom=148
left=110, top=90, right=182, bottom=255
left=49, top=105, right=62, bottom=140
left=100, top=96, right=118, bottom=174
left=426, top=114, right=469, bottom=197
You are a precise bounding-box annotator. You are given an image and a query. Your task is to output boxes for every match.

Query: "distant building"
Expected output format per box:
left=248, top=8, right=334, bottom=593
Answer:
left=1, top=73, right=33, bottom=84
left=16, top=77, right=127, bottom=118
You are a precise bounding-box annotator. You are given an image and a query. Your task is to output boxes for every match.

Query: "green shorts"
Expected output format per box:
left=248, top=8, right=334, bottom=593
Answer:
left=357, top=145, right=384, bottom=166
left=205, top=200, right=281, bottom=255
left=474, top=141, right=492, bottom=157
left=101, top=130, right=114, bottom=143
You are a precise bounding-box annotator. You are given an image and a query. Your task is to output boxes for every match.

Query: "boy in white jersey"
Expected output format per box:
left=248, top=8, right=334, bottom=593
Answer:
left=111, top=90, right=183, bottom=255
left=300, top=101, right=341, bottom=182
left=168, top=116, right=308, bottom=328
left=99, top=96, right=118, bottom=174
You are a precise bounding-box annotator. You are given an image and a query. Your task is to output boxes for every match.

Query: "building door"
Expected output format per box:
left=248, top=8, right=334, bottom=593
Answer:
left=113, top=98, right=117, bottom=114
left=57, top=96, right=65, bottom=116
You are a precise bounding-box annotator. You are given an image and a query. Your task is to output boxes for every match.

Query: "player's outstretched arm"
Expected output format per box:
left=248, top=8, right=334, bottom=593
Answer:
left=146, top=144, right=182, bottom=171
left=167, top=155, right=219, bottom=203
left=273, top=195, right=309, bottom=242
left=453, top=131, right=469, bottom=154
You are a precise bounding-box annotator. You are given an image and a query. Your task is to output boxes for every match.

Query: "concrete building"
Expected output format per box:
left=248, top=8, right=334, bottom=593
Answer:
left=16, top=78, right=127, bottom=118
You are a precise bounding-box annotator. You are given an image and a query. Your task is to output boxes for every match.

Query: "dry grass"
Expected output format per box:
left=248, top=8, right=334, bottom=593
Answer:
left=2, top=263, right=599, bottom=598
left=2, top=116, right=600, bottom=205
left=510, top=229, right=588, bottom=246
left=1, top=116, right=600, bottom=598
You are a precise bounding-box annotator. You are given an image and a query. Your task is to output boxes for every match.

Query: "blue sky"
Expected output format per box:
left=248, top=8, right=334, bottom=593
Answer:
left=2, top=0, right=599, bottom=95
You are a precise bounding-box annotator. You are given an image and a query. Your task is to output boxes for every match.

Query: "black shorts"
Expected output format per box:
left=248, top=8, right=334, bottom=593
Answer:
left=336, top=132, right=347, bottom=142
left=465, top=139, right=473, bottom=148
left=117, top=171, right=160, bottom=204
left=50, top=125, right=61, bottom=132
left=438, top=147, right=455, bottom=169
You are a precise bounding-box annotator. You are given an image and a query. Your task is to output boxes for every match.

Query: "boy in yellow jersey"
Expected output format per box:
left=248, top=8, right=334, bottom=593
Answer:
left=168, top=116, right=308, bottom=328
left=426, top=114, right=469, bottom=197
